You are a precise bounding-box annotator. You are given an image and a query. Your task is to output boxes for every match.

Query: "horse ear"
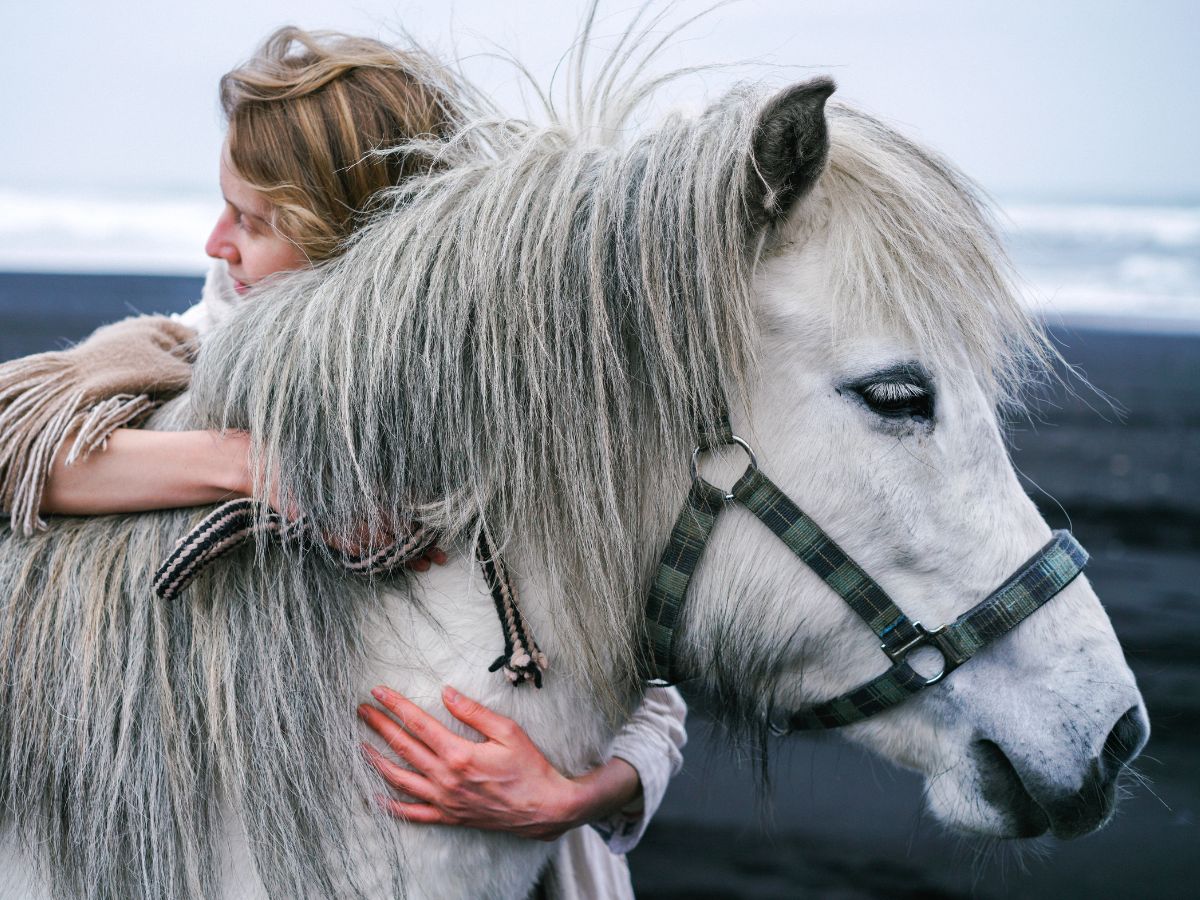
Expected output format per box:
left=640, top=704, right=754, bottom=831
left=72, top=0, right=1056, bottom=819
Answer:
left=747, top=77, right=836, bottom=227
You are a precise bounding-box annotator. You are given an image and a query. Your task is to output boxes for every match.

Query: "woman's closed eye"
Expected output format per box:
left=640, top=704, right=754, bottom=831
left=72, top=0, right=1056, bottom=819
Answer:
left=235, top=210, right=257, bottom=234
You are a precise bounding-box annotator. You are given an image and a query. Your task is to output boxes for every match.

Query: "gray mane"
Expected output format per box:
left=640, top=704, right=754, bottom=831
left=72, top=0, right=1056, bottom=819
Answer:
left=0, top=424, right=406, bottom=899
left=0, top=21, right=1052, bottom=900
left=191, top=85, right=771, bottom=699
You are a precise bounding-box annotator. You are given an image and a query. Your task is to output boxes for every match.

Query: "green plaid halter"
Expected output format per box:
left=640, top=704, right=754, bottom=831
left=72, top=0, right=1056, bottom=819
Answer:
left=642, top=413, right=1089, bottom=732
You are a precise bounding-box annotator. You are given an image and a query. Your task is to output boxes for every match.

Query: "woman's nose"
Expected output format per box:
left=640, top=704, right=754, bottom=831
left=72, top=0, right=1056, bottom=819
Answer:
left=205, top=215, right=238, bottom=263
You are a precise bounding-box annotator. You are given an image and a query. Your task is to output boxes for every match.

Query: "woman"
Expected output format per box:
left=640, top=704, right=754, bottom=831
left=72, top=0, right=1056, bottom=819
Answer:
left=0, top=27, right=685, bottom=898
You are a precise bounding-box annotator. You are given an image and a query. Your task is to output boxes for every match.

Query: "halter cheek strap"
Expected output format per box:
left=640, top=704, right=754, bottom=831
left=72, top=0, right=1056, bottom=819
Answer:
left=642, top=423, right=1089, bottom=733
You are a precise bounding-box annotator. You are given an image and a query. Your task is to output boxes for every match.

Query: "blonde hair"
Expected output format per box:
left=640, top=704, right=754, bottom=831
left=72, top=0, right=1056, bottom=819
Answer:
left=220, top=27, right=456, bottom=261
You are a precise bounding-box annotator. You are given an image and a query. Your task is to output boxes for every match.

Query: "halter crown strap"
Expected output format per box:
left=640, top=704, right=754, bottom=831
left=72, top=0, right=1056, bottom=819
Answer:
left=643, top=478, right=727, bottom=684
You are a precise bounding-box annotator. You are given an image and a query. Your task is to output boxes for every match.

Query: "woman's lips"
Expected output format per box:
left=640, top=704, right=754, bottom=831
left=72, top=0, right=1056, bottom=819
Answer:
left=232, top=279, right=250, bottom=295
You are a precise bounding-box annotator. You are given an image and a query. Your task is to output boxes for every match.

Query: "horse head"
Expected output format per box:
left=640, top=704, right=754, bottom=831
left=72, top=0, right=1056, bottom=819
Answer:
left=671, top=81, right=1149, bottom=840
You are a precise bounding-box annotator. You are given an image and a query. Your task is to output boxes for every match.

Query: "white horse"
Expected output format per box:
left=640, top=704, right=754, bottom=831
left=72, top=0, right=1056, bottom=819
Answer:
left=0, top=48, right=1147, bottom=900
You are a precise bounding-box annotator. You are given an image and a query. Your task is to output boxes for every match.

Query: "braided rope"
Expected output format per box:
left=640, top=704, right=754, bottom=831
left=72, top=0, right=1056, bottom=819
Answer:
left=339, top=523, right=438, bottom=574
left=476, top=523, right=548, bottom=687
left=154, top=499, right=549, bottom=688
left=153, top=499, right=308, bottom=602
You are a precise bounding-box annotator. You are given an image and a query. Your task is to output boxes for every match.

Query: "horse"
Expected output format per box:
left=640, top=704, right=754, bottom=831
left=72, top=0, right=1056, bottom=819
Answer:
left=0, top=31, right=1148, bottom=900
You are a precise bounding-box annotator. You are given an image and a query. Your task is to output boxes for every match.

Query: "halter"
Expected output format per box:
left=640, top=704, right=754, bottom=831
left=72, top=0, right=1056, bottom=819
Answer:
left=642, top=413, right=1089, bottom=733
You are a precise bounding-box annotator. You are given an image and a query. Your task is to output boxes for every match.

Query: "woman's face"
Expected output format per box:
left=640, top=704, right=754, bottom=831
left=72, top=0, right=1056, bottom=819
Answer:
left=205, top=147, right=308, bottom=294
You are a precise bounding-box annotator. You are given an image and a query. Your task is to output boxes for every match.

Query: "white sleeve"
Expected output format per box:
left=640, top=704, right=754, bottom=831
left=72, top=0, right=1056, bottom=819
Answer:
left=170, top=300, right=210, bottom=332
left=170, top=261, right=238, bottom=337
left=588, top=686, right=687, bottom=855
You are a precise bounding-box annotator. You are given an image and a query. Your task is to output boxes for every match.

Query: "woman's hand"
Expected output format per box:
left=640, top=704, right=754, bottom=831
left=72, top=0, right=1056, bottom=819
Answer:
left=357, top=685, right=642, bottom=841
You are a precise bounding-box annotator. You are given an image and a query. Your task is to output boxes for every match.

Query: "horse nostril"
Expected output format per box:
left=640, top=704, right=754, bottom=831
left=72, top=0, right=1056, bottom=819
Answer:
left=1099, top=705, right=1150, bottom=782
left=971, top=739, right=1050, bottom=837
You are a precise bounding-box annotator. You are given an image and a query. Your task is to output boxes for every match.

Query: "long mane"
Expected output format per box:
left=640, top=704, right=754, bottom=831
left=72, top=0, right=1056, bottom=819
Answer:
left=191, top=84, right=771, bottom=698
left=0, top=9, right=1053, bottom=899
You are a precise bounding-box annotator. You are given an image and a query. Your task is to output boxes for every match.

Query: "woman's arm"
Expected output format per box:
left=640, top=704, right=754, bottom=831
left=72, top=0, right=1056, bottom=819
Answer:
left=39, top=427, right=447, bottom=568
left=588, top=685, right=687, bottom=853
left=358, top=684, right=683, bottom=843
left=0, top=314, right=197, bottom=533
left=39, top=428, right=252, bottom=515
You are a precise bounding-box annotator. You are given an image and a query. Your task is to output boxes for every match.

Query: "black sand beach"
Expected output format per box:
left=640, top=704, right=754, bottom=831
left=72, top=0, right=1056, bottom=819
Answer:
left=2, top=272, right=1197, bottom=899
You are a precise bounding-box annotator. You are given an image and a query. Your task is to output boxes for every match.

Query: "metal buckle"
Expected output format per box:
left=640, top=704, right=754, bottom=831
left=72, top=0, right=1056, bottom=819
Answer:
left=690, top=435, right=757, bottom=501
left=882, top=622, right=961, bottom=686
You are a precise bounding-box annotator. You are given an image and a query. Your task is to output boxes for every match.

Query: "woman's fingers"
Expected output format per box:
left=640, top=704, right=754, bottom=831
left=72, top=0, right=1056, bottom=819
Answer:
left=324, top=520, right=391, bottom=558
left=356, top=703, right=443, bottom=775
left=377, top=796, right=452, bottom=825
left=442, top=686, right=523, bottom=745
left=368, top=686, right=466, bottom=758
left=361, top=743, right=437, bottom=800
left=359, top=685, right=599, bottom=840
left=406, top=546, right=447, bottom=571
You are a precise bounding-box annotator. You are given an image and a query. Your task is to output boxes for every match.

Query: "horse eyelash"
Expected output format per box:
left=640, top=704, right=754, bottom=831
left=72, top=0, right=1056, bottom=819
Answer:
left=862, top=381, right=928, bottom=403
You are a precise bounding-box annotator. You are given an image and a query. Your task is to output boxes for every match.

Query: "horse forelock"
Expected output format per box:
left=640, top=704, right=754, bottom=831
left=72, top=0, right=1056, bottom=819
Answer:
left=804, top=105, right=1055, bottom=409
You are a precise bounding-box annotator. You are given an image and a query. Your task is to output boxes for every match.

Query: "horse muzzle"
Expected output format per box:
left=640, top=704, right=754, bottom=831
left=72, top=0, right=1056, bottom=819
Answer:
left=970, top=702, right=1150, bottom=839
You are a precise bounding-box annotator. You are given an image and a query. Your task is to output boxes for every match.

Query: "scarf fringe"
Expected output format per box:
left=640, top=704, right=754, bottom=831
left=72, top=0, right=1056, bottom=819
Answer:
left=0, top=354, right=158, bottom=535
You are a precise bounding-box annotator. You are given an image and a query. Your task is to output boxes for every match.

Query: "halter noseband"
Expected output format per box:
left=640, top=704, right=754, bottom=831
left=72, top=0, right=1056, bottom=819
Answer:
left=642, top=413, right=1088, bottom=733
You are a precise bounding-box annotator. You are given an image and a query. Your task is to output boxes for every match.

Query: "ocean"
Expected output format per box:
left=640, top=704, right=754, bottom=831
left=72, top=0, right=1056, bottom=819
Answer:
left=2, top=187, right=1199, bottom=331
left=1005, top=200, right=1200, bottom=329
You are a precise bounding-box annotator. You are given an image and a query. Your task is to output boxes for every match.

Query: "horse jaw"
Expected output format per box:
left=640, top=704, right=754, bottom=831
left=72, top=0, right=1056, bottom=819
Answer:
left=677, top=231, right=1148, bottom=840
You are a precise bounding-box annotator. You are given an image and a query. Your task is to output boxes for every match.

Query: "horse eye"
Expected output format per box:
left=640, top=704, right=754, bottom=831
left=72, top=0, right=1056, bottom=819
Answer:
left=855, top=381, right=934, bottom=421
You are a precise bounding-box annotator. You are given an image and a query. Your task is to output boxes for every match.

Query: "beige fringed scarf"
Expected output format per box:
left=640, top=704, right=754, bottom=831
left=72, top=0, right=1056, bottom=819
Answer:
left=0, top=315, right=198, bottom=534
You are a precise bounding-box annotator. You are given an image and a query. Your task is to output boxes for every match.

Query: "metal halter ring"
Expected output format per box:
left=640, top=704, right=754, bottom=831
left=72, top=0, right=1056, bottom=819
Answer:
left=690, top=435, right=757, bottom=501
left=882, top=621, right=962, bottom=686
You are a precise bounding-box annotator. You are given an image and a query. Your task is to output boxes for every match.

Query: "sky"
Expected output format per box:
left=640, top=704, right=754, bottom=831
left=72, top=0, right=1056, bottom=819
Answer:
left=2, top=0, right=1198, bottom=204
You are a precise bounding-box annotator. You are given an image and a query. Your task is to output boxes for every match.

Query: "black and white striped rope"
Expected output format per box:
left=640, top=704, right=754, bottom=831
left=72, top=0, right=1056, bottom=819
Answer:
left=476, top=522, right=549, bottom=687
left=153, top=499, right=313, bottom=601
left=153, top=498, right=547, bottom=688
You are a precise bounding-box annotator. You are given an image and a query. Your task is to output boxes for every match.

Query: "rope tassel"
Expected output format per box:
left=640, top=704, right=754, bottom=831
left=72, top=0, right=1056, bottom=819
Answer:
left=476, top=524, right=549, bottom=688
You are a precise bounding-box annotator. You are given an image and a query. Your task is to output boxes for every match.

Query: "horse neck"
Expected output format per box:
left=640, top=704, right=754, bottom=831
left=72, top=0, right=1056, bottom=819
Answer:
left=357, top=541, right=643, bottom=773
